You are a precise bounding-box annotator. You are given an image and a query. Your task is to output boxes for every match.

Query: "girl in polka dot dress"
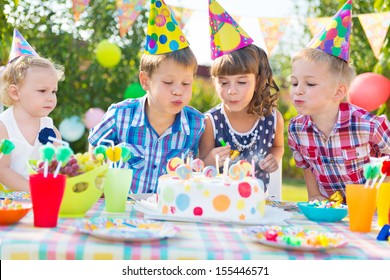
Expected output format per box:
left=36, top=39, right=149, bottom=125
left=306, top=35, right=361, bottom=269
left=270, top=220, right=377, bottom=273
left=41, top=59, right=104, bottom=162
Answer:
left=199, top=45, right=284, bottom=192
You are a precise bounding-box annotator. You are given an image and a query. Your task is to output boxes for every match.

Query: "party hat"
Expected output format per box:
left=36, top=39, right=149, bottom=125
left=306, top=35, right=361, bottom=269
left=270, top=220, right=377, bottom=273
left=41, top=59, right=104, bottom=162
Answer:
left=307, top=0, right=352, bottom=62
left=209, top=0, right=253, bottom=60
left=8, top=29, right=39, bottom=63
left=145, top=0, right=189, bottom=55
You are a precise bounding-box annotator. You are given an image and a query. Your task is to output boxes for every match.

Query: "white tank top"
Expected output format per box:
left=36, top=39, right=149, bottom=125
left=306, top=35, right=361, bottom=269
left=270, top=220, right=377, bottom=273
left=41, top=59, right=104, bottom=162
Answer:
left=0, top=107, right=54, bottom=187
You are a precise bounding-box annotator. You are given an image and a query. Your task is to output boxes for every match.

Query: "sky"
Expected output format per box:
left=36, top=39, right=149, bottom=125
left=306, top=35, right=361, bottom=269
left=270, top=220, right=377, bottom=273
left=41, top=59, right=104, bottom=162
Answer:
left=165, top=0, right=308, bottom=65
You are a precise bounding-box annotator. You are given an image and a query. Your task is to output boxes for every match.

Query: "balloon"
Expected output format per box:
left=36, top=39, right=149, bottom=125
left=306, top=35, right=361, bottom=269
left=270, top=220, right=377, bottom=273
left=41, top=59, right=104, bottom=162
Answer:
left=348, top=73, right=390, bottom=112
left=95, top=40, right=121, bottom=68
left=124, top=82, right=146, bottom=99
left=84, top=107, right=105, bottom=129
left=59, top=116, right=85, bottom=142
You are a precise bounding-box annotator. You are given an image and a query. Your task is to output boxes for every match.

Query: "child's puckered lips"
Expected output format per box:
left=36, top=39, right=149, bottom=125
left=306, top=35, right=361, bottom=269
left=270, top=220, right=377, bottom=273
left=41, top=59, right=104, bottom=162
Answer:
left=171, top=100, right=183, bottom=106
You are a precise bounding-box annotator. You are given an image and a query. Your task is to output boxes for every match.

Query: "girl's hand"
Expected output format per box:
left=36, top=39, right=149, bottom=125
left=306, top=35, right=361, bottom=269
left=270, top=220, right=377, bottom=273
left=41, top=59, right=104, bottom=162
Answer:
left=308, top=194, right=327, bottom=202
left=258, top=154, right=279, bottom=173
left=209, top=145, right=231, bottom=167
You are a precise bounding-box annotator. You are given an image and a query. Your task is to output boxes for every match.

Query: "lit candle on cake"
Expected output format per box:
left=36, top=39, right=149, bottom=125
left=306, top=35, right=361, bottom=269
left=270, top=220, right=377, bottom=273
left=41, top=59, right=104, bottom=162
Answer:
left=223, top=157, right=230, bottom=180
left=215, top=154, right=220, bottom=175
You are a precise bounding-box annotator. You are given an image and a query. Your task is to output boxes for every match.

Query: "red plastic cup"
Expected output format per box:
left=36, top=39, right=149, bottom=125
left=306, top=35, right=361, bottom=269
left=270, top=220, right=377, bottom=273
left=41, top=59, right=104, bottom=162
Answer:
left=29, top=173, right=66, bottom=228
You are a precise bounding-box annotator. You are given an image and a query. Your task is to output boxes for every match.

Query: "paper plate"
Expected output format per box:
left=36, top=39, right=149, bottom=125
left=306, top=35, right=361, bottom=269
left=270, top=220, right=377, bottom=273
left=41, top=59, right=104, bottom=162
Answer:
left=265, top=199, right=297, bottom=210
left=75, top=218, right=179, bottom=242
left=243, top=226, right=348, bottom=251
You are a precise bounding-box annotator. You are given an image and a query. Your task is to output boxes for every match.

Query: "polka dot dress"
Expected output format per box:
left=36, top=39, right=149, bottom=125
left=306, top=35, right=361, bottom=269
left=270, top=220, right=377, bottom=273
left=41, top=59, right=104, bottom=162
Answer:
left=205, top=104, right=276, bottom=191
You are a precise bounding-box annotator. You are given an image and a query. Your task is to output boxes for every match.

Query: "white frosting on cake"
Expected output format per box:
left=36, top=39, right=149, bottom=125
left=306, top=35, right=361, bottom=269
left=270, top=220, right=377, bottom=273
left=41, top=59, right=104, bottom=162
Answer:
left=156, top=174, right=265, bottom=222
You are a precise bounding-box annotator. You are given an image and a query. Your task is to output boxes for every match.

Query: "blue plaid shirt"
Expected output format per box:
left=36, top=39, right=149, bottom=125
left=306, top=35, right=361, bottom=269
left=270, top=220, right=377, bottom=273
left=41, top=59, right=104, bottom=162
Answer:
left=88, top=96, right=205, bottom=193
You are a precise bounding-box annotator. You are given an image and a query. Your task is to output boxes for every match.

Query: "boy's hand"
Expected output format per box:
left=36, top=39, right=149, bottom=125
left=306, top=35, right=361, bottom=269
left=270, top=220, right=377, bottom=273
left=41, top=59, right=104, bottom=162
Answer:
left=258, top=154, right=279, bottom=173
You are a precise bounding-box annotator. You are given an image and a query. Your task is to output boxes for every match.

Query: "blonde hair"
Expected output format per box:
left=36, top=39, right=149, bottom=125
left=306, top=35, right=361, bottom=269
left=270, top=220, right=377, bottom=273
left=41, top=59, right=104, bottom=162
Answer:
left=139, top=47, right=198, bottom=77
left=292, top=48, right=356, bottom=86
left=210, top=44, right=279, bottom=117
left=0, top=56, right=65, bottom=106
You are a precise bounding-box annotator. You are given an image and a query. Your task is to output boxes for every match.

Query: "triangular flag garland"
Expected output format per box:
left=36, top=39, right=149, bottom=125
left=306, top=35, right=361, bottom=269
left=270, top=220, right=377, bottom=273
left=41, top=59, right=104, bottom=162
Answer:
left=258, top=18, right=291, bottom=56
left=209, top=0, right=253, bottom=59
left=72, top=0, right=90, bottom=22
left=170, top=6, right=194, bottom=30
left=116, top=0, right=144, bottom=37
left=358, top=12, right=390, bottom=59
left=306, top=17, right=332, bottom=37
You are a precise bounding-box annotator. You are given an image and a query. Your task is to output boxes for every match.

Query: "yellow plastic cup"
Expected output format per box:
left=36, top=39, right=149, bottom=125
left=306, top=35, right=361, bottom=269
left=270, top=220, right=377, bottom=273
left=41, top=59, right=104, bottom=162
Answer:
left=346, top=184, right=377, bottom=233
left=103, top=168, right=133, bottom=213
left=377, top=183, right=390, bottom=227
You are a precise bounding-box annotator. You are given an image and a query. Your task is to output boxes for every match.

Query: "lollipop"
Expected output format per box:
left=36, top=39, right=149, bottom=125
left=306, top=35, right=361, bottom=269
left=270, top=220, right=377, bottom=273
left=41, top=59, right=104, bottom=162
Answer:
left=375, top=159, right=390, bottom=189
left=228, top=163, right=246, bottom=180
left=175, top=164, right=192, bottom=180
left=203, top=166, right=218, bottom=178
left=363, top=163, right=380, bottom=188
left=53, top=146, right=74, bottom=178
left=106, top=146, right=122, bottom=168
left=117, top=145, right=132, bottom=168
left=93, top=145, right=108, bottom=161
left=39, top=144, right=56, bottom=177
left=238, top=160, right=251, bottom=176
left=191, top=158, right=205, bottom=172
left=167, top=157, right=184, bottom=175
left=0, top=139, right=15, bottom=160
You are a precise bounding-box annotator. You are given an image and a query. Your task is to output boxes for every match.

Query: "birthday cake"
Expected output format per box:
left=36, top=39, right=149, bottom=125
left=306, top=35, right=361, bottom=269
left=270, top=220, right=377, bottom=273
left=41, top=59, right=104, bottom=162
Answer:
left=156, top=158, right=265, bottom=222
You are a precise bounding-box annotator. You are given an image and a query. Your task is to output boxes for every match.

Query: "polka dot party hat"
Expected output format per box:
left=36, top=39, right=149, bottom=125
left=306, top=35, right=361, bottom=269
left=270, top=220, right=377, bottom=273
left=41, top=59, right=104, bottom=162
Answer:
left=145, top=0, right=189, bottom=55
left=209, top=0, right=253, bottom=60
left=8, top=29, right=39, bottom=63
left=307, top=0, right=352, bottom=62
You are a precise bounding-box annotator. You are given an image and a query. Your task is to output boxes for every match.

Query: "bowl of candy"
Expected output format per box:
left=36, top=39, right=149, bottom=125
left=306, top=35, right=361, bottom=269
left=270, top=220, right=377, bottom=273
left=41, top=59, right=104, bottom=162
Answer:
left=297, top=200, right=348, bottom=223
left=0, top=198, right=32, bottom=225
left=30, top=152, right=108, bottom=218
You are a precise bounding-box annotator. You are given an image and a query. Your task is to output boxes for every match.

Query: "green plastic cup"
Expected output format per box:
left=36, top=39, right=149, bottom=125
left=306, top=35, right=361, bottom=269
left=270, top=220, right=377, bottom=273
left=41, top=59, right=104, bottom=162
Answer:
left=103, top=168, right=133, bottom=213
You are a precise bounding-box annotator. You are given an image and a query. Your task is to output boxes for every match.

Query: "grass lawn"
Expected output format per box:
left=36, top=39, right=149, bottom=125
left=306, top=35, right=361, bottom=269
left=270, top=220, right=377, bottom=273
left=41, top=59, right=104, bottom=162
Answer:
left=281, top=177, right=307, bottom=202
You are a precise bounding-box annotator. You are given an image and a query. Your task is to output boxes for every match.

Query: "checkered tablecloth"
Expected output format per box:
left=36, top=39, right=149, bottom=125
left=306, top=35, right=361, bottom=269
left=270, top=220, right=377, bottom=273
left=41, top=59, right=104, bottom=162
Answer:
left=1, top=199, right=389, bottom=260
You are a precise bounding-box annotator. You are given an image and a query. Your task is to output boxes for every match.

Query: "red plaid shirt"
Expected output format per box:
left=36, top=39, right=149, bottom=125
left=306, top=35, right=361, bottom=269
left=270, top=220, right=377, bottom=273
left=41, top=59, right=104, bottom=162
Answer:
left=288, top=103, right=390, bottom=198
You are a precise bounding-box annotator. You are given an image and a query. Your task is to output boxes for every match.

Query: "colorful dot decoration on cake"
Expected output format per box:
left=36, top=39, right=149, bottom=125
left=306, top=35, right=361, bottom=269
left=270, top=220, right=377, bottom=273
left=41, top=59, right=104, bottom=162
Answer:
left=307, top=0, right=352, bottom=62
left=145, top=0, right=189, bottom=55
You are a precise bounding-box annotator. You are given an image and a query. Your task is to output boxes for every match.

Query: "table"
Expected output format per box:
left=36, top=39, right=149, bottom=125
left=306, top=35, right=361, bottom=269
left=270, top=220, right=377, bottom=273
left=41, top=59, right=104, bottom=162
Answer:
left=0, top=199, right=389, bottom=260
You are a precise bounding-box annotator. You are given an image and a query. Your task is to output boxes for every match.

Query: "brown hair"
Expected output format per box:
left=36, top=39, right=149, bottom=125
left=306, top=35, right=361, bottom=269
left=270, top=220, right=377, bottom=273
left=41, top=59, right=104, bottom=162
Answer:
left=210, top=44, right=279, bottom=117
left=139, top=47, right=198, bottom=77
left=292, top=48, right=356, bottom=86
left=0, top=56, right=65, bottom=106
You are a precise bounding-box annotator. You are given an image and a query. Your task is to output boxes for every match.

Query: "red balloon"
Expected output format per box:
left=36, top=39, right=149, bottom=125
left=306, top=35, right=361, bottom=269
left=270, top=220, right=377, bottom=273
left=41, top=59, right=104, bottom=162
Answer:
left=348, top=73, right=390, bottom=111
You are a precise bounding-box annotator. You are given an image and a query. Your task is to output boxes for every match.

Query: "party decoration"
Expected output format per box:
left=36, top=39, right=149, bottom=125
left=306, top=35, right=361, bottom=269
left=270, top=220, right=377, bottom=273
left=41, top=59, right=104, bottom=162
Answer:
left=124, top=82, right=146, bottom=99
left=95, top=40, right=122, bottom=68
left=258, top=18, right=291, bottom=56
left=348, top=73, right=390, bottom=112
left=358, top=12, right=390, bottom=59
left=53, top=146, right=74, bottom=178
left=307, top=0, right=352, bottom=62
left=209, top=0, right=253, bottom=59
left=39, top=144, right=56, bottom=177
left=84, top=108, right=105, bottom=129
left=170, top=6, right=193, bottom=30
left=145, top=0, right=189, bottom=55
left=72, top=0, right=90, bottom=22
left=59, top=116, right=86, bottom=142
left=116, top=0, right=144, bottom=37
left=38, top=127, right=56, bottom=145
left=8, top=29, right=39, bottom=63
left=0, top=139, right=15, bottom=160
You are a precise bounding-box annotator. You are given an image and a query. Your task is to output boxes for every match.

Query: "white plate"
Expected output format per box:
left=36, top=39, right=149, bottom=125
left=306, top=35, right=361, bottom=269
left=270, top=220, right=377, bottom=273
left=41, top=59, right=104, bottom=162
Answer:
left=243, top=226, right=348, bottom=251
left=265, top=199, right=298, bottom=210
left=76, top=218, right=179, bottom=242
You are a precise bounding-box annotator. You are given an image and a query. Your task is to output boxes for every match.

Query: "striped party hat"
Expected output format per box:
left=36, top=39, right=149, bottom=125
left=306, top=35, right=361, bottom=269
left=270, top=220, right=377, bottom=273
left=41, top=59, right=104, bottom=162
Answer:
left=8, top=29, right=39, bottom=63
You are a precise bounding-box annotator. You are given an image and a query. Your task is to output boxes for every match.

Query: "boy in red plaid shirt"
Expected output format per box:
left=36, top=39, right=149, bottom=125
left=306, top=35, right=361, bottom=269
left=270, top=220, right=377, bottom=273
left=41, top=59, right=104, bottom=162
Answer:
left=288, top=1, right=390, bottom=201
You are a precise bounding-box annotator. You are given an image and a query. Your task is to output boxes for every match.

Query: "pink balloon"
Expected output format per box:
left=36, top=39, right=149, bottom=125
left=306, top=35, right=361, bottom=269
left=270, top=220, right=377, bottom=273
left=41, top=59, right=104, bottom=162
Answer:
left=84, top=108, right=105, bottom=129
left=348, top=73, right=390, bottom=112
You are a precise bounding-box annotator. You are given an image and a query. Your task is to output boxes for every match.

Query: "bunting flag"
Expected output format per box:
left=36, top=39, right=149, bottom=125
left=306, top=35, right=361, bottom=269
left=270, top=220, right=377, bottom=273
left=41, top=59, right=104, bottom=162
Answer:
left=306, top=17, right=332, bottom=37
left=116, top=0, right=144, bottom=37
left=258, top=18, right=291, bottom=55
left=72, top=0, right=90, bottom=22
left=358, top=12, right=390, bottom=58
left=170, top=6, right=194, bottom=30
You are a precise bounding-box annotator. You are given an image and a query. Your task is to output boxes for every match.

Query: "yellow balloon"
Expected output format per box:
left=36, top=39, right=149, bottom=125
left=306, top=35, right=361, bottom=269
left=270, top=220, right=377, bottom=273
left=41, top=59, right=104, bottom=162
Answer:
left=95, top=40, right=122, bottom=68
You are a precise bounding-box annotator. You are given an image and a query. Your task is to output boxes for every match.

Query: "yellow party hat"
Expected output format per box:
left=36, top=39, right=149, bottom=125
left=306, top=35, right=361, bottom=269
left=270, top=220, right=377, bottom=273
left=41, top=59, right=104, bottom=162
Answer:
left=145, top=0, right=189, bottom=55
